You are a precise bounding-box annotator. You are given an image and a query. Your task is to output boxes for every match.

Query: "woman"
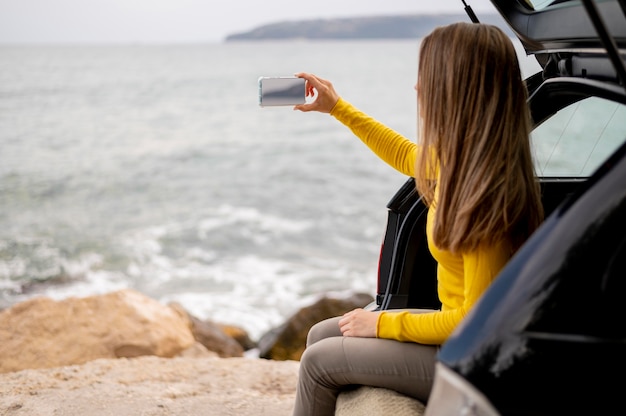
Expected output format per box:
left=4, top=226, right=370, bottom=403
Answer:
left=290, top=22, right=544, bottom=415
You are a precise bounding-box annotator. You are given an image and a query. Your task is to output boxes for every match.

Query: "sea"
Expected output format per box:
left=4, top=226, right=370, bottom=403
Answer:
left=0, top=40, right=542, bottom=341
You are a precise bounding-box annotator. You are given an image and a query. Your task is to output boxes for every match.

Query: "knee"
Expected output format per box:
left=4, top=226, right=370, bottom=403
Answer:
left=306, top=316, right=342, bottom=346
left=299, top=337, right=343, bottom=381
left=299, top=341, right=322, bottom=381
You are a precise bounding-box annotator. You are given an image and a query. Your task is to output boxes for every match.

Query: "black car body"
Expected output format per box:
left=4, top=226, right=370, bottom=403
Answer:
left=375, top=1, right=626, bottom=414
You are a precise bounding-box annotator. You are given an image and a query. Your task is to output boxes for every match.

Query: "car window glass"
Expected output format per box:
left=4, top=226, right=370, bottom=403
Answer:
left=531, top=97, right=626, bottom=177
left=523, top=0, right=567, bottom=11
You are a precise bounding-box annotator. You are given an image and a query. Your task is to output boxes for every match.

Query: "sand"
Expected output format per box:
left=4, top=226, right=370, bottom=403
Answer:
left=0, top=356, right=300, bottom=416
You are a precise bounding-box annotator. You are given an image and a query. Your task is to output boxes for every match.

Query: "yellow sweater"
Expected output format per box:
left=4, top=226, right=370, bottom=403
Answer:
left=330, top=98, right=512, bottom=345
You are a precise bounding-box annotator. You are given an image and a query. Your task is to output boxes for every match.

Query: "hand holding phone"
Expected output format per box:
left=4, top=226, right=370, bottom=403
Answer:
left=258, top=76, right=306, bottom=107
left=291, top=72, right=340, bottom=114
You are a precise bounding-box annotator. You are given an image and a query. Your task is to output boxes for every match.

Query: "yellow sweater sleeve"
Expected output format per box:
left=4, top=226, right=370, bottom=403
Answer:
left=330, top=98, right=416, bottom=176
left=376, top=241, right=512, bottom=345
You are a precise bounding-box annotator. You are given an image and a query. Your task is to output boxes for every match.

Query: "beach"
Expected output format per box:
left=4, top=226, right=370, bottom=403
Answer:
left=0, top=355, right=299, bottom=416
left=0, top=287, right=376, bottom=416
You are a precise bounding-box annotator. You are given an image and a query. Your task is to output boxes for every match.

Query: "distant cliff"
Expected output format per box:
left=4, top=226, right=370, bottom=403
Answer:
left=225, top=14, right=509, bottom=41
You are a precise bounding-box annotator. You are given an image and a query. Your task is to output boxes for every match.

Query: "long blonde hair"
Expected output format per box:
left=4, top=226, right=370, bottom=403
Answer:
left=415, top=22, right=543, bottom=253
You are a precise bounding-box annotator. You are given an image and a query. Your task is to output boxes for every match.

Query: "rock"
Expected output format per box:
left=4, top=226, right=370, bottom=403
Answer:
left=336, top=386, right=425, bottom=416
left=168, top=302, right=247, bottom=358
left=188, top=316, right=245, bottom=358
left=0, top=289, right=195, bottom=373
left=176, top=341, right=219, bottom=358
left=258, top=293, right=375, bottom=361
left=218, top=323, right=257, bottom=351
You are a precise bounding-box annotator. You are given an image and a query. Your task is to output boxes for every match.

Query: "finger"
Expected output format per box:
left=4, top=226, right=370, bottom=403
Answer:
left=296, top=72, right=325, bottom=90
left=340, top=325, right=353, bottom=337
left=305, top=82, right=315, bottom=97
left=295, top=72, right=315, bottom=82
left=295, top=73, right=314, bottom=97
left=293, top=103, right=316, bottom=112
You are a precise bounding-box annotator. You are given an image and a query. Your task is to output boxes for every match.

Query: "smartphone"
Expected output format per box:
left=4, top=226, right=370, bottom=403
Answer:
left=258, top=76, right=306, bottom=107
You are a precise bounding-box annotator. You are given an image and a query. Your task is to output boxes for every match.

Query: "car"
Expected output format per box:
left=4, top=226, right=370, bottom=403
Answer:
left=374, top=0, right=626, bottom=414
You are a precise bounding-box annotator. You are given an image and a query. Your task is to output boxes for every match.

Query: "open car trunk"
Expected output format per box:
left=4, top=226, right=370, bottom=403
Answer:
left=375, top=0, right=626, bottom=311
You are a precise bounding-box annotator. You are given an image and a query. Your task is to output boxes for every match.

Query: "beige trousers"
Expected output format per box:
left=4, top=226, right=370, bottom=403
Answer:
left=292, top=310, right=438, bottom=416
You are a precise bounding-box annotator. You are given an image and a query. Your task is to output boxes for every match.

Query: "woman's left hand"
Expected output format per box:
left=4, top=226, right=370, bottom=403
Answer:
left=338, top=308, right=380, bottom=338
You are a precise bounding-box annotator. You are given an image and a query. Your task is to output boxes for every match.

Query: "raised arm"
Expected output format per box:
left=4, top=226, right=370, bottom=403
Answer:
left=294, top=72, right=416, bottom=177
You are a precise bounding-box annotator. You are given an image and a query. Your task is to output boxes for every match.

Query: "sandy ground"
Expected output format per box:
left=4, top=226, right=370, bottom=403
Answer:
left=0, top=356, right=300, bottom=416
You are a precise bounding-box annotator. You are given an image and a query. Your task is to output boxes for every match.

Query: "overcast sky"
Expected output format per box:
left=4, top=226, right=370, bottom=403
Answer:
left=0, top=0, right=497, bottom=44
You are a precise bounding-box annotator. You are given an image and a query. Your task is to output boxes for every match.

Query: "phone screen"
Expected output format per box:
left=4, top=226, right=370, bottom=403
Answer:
left=258, top=77, right=305, bottom=107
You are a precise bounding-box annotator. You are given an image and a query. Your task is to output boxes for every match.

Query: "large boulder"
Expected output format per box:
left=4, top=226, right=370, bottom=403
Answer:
left=258, top=293, right=375, bottom=361
left=0, top=289, right=195, bottom=373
